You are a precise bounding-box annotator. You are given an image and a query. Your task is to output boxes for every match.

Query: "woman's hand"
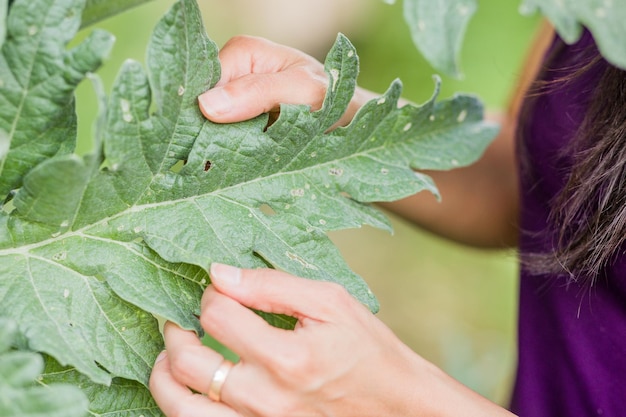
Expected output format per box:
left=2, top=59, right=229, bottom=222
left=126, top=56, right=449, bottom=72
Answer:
left=198, top=35, right=373, bottom=127
left=149, top=263, right=428, bottom=417
left=149, top=264, right=516, bottom=417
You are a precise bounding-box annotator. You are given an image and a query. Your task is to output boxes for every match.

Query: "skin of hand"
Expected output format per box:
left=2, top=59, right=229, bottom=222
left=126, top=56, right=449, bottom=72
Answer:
left=149, top=263, right=516, bottom=417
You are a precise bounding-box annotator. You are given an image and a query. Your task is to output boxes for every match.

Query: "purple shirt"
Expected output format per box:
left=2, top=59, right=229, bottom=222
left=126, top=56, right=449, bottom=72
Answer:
left=511, top=30, right=626, bottom=416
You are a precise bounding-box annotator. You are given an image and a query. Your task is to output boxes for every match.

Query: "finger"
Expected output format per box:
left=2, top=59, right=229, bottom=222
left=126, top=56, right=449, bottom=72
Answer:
left=198, top=35, right=326, bottom=123
left=215, top=35, right=318, bottom=87
left=149, top=352, right=240, bottom=417
left=200, top=286, right=292, bottom=363
left=207, top=263, right=361, bottom=322
left=198, top=70, right=326, bottom=123
left=163, top=321, right=229, bottom=395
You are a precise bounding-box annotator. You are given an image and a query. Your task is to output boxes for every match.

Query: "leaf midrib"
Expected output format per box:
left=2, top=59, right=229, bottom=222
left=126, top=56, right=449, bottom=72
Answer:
left=0, top=117, right=472, bottom=258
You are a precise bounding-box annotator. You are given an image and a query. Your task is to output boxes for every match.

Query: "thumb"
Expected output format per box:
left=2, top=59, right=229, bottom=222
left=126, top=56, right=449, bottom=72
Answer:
left=198, top=71, right=326, bottom=124
left=197, top=75, right=276, bottom=123
left=208, top=263, right=355, bottom=322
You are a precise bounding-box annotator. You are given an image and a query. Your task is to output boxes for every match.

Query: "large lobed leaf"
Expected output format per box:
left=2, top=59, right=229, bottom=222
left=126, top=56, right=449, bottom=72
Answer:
left=0, top=0, right=496, bottom=408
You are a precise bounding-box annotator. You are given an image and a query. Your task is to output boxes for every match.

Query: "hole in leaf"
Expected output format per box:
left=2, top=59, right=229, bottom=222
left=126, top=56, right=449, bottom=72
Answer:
left=169, top=160, right=186, bottom=173
left=2, top=190, right=16, bottom=212
left=252, top=251, right=274, bottom=269
left=259, top=204, right=277, bottom=216
left=263, top=111, right=280, bottom=132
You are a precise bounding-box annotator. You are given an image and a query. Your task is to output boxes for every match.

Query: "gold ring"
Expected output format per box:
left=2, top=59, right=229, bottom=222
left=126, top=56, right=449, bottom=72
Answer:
left=207, top=359, right=234, bottom=402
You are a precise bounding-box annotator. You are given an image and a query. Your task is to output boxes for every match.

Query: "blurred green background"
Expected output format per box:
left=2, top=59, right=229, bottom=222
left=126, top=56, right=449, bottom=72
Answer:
left=74, top=0, right=540, bottom=407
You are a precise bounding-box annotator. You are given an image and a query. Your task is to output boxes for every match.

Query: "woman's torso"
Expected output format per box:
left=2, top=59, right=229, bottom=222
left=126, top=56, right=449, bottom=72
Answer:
left=512, top=29, right=626, bottom=416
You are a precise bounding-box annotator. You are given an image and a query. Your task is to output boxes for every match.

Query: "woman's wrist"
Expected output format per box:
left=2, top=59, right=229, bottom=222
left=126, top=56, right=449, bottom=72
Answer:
left=423, top=360, right=517, bottom=417
left=381, top=346, right=516, bottom=417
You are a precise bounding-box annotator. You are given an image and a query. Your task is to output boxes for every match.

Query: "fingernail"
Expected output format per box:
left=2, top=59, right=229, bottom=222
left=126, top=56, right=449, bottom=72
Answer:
left=199, top=87, right=232, bottom=118
left=155, top=350, right=167, bottom=364
left=210, top=263, right=241, bottom=286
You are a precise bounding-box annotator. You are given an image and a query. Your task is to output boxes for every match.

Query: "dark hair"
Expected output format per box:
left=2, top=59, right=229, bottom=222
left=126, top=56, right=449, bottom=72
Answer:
left=520, top=37, right=626, bottom=283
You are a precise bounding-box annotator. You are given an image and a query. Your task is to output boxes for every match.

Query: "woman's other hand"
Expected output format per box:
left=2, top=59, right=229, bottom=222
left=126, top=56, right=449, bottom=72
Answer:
left=149, top=264, right=515, bottom=417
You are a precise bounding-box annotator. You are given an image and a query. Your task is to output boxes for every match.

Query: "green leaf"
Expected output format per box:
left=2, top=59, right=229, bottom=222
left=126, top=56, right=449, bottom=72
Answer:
left=0, top=318, right=89, bottom=417
left=0, top=0, right=114, bottom=202
left=519, top=0, right=626, bottom=70
left=0, top=316, right=17, bottom=352
left=402, top=0, right=476, bottom=78
left=41, top=357, right=163, bottom=417
left=0, top=128, right=8, bottom=162
left=0, top=0, right=496, bottom=397
left=0, top=0, right=7, bottom=48
left=82, top=0, right=155, bottom=28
